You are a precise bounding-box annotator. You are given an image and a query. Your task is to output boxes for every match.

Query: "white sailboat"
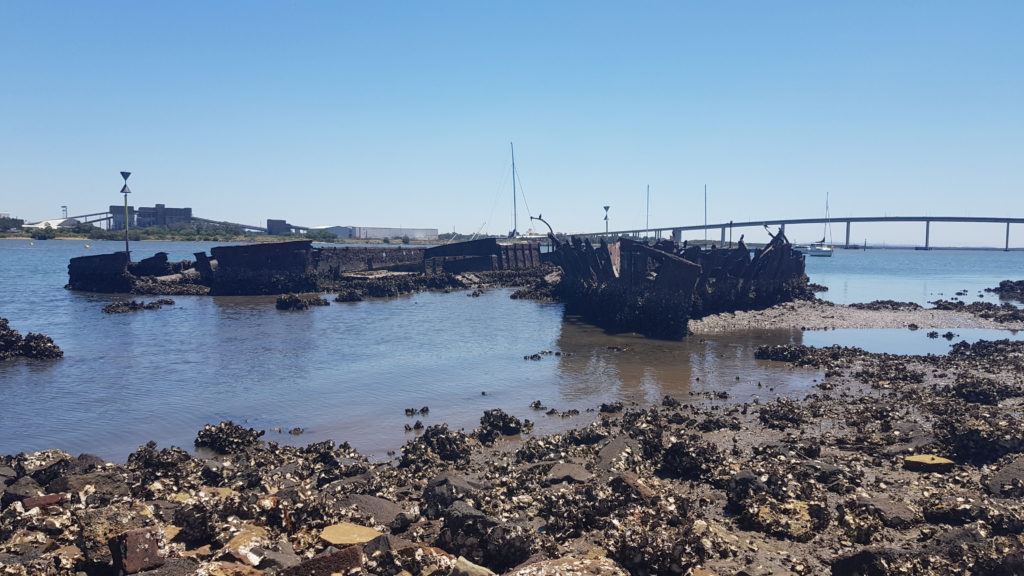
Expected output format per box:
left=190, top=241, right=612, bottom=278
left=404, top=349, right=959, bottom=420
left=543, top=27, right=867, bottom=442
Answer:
left=798, top=193, right=835, bottom=257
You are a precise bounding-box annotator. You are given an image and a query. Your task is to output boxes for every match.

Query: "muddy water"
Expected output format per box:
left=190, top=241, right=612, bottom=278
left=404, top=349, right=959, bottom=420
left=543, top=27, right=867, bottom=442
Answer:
left=1, top=240, right=1022, bottom=462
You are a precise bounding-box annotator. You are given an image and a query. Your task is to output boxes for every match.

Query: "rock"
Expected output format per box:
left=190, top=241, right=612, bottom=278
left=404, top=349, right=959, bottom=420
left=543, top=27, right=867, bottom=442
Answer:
left=320, top=522, right=381, bottom=546
left=109, top=526, right=167, bottom=574
left=474, top=409, right=533, bottom=445
left=660, top=434, right=725, bottom=481
left=0, top=464, right=16, bottom=484
left=51, top=544, right=87, bottom=573
left=2, top=528, right=53, bottom=557
left=341, top=493, right=406, bottom=524
left=194, top=421, right=265, bottom=454
left=436, top=501, right=537, bottom=572
left=17, top=449, right=73, bottom=484
left=544, top=462, right=593, bottom=485
left=984, top=455, right=1024, bottom=497
left=363, top=533, right=417, bottom=556
left=831, top=548, right=904, bottom=576
left=742, top=496, right=820, bottom=542
left=275, top=293, right=330, bottom=310
left=400, top=424, right=473, bottom=469
left=387, top=544, right=457, bottom=575
left=71, top=453, right=106, bottom=473
left=451, top=555, right=497, bottom=576
left=2, top=476, right=43, bottom=507
left=922, top=495, right=980, bottom=525
left=507, top=557, right=631, bottom=575
left=0, top=319, right=63, bottom=360
left=593, top=435, right=639, bottom=473
left=608, top=472, right=657, bottom=502
left=903, top=454, right=955, bottom=473
left=75, top=503, right=150, bottom=567
left=19, top=332, right=64, bottom=359
left=21, top=492, right=68, bottom=510
left=257, top=539, right=301, bottom=571
left=280, top=545, right=363, bottom=576
left=102, top=299, right=174, bottom=314
left=422, top=472, right=489, bottom=517
left=854, top=496, right=920, bottom=528
left=440, top=499, right=492, bottom=533
left=219, top=523, right=269, bottom=566
left=48, top=470, right=131, bottom=506
left=134, top=557, right=202, bottom=576
left=204, top=561, right=265, bottom=575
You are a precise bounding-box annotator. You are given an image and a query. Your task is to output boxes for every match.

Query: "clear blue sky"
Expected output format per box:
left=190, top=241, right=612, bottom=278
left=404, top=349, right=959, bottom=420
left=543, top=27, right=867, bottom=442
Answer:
left=2, top=1, right=1021, bottom=246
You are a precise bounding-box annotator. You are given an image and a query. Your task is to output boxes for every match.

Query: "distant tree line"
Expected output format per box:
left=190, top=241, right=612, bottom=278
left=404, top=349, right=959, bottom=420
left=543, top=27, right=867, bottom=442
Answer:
left=303, top=229, right=339, bottom=242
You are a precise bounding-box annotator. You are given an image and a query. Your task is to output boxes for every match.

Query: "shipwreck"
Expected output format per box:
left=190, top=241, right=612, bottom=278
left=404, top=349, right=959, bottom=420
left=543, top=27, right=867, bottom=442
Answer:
left=548, top=231, right=810, bottom=339
left=67, top=231, right=808, bottom=340
left=66, top=239, right=544, bottom=296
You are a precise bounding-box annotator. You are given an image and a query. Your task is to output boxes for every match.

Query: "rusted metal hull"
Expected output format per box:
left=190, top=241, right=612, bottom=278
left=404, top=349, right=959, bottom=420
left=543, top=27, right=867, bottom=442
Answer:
left=549, top=233, right=808, bottom=339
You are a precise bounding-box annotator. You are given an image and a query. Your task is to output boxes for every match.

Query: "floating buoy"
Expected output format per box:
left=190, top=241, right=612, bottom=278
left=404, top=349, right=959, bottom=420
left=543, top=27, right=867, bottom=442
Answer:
left=29, top=242, right=33, bottom=246
left=85, top=244, right=90, bottom=248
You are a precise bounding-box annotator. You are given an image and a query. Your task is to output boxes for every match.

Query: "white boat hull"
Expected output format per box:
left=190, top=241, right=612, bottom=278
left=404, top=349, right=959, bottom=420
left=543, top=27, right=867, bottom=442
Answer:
left=797, top=244, right=834, bottom=257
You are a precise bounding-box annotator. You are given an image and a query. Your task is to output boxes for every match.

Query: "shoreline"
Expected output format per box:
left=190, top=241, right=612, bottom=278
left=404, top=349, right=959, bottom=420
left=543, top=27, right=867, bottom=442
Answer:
left=689, top=298, right=1024, bottom=333
left=4, top=302, right=1024, bottom=574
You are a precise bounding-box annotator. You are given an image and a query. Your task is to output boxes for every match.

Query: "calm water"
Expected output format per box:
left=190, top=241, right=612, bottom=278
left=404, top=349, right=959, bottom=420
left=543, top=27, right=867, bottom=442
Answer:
left=1, top=240, right=1021, bottom=461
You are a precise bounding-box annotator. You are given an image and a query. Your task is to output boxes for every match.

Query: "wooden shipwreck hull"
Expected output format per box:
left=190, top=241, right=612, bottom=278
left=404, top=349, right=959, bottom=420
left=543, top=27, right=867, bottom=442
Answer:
left=67, top=238, right=545, bottom=295
left=423, top=238, right=543, bottom=274
left=549, top=232, right=809, bottom=339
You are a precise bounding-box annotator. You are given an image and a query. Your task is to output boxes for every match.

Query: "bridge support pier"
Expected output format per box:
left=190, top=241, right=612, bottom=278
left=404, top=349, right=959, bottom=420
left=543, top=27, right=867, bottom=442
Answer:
left=845, top=221, right=851, bottom=248
left=672, top=228, right=681, bottom=243
left=720, top=227, right=726, bottom=247
left=925, top=220, right=931, bottom=250
left=1008, top=222, right=1011, bottom=251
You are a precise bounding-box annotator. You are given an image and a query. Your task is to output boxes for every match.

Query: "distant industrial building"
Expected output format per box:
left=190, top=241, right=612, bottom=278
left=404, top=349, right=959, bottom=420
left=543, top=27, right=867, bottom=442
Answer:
left=267, top=219, right=300, bottom=236
left=137, top=204, right=192, bottom=228
left=109, top=204, right=192, bottom=230
left=308, top=226, right=438, bottom=241
left=23, top=218, right=80, bottom=229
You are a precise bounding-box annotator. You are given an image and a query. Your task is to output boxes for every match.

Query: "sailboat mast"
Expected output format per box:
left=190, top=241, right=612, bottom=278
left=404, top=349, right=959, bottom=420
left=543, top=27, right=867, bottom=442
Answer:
left=511, top=142, right=517, bottom=236
left=646, top=184, right=650, bottom=233
left=825, top=191, right=831, bottom=244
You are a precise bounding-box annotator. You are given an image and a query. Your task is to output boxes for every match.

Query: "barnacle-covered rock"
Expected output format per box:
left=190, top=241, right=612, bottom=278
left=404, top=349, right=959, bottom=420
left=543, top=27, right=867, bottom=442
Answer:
left=275, top=293, right=330, bottom=310
left=659, top=434, right=725, bottom=483
left=758, top=397, right=808, bottom=430
left=474, top=410, right=533, bottom=446
left=194, top=422, right=266, bottom=455
left=0, top=318, right=63, bottom=361
left=399, top=424, right=473, bottom=472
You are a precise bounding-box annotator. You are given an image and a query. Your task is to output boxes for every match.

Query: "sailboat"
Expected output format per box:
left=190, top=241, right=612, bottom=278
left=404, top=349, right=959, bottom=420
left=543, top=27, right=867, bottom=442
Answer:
left=508, top=142, right=520, bottom=238
left=506, top=142, right=546, bottom=239
left=798, top=193, right=835, bottom=257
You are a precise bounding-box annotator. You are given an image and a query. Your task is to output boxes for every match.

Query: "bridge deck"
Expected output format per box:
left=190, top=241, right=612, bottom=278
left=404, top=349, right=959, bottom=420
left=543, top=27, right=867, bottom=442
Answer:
left=588, top=216, right=1023, bottom=250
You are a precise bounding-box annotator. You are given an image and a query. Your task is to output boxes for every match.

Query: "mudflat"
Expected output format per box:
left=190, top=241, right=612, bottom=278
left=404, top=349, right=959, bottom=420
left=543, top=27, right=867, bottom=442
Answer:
left=690, top=297, right=1024, bottom=332
left=3, top=299, right=1024, bottom=575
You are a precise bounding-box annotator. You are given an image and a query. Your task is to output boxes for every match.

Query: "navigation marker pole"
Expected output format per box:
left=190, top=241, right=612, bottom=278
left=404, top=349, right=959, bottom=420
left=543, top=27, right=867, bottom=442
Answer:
left=120, top=171, right=132, bottom=265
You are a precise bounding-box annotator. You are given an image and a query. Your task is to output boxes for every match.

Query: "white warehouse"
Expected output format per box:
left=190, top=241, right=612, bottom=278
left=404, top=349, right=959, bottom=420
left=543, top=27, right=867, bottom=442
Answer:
left=308, top=226, right=438, bottom=241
